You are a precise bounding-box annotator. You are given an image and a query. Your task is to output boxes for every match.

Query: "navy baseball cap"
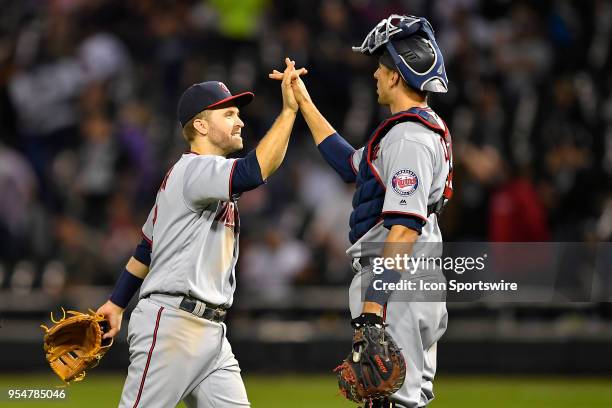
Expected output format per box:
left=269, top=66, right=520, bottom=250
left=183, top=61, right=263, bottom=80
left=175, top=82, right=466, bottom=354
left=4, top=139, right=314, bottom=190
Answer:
left=177, top=81, right=254, bottom=127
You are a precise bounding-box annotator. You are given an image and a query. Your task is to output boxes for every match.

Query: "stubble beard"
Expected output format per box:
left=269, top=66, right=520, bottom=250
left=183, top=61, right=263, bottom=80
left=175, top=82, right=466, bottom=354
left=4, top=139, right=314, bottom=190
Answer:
left=210, top=126, right=242, bottom=155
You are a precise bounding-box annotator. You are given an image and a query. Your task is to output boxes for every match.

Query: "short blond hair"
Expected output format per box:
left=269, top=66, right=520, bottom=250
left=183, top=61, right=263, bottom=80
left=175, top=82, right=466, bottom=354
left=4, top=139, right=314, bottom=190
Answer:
left=182, top=110, right=209, bottom=143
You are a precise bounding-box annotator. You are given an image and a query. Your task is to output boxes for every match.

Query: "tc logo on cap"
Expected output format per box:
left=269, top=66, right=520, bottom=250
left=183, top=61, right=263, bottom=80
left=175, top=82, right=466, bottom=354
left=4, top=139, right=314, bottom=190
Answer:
left=218, top=82, right=230, bottom=94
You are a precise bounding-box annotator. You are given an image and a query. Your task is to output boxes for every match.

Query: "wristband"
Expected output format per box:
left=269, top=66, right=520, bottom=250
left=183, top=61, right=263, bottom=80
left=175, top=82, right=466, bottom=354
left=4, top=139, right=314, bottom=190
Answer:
left=109, top=269, right=144, bottom=308
left=364, top=268, right=402, bottom=306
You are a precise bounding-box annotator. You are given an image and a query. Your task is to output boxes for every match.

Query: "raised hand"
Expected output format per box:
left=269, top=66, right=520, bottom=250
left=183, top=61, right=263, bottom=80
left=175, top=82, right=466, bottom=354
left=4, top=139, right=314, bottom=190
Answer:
left=271, top=58, right=333, bottom=145
left=290, top=73, right=312, bottom=106
left=271, top=58, right=309, bottom=111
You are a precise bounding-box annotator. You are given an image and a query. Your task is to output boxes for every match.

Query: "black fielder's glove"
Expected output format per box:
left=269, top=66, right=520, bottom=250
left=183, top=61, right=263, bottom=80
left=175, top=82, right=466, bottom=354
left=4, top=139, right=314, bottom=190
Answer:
left=334, top=313, right=406, bottom=403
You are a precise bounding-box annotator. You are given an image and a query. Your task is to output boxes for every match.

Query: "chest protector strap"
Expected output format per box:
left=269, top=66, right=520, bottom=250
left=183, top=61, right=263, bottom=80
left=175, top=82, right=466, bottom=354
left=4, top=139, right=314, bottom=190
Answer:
left=366, top=108, right=453, bottom=216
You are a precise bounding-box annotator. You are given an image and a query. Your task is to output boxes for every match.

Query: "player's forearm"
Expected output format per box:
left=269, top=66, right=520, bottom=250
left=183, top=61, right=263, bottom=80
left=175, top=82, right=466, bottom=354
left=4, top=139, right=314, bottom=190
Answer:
left=362, top=225, right=419, bottom=315
left=126, top=256, right=149, bottom=279
left=382, top=225, right=419, bottom=258
left=256, top=108, right=296, bottom=179
left=300, top=99, right=337, bottom=145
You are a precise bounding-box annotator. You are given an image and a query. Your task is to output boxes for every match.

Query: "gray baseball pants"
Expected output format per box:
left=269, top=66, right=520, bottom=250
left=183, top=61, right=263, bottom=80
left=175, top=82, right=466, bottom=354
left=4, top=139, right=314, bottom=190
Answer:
left=118, top=294, right=249, bottom=408
left=349, top=263, right=448, bottom=408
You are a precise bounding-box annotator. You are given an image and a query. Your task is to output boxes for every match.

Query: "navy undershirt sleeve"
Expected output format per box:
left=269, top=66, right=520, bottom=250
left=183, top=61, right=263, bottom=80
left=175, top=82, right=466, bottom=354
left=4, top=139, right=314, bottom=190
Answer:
left=317, top=133, right=357, bottom=183
left=383, top=214, right=425, bottom=234
left=133, top=237, right=152, bottom=266
left=231, top=149, right=266, bottom=195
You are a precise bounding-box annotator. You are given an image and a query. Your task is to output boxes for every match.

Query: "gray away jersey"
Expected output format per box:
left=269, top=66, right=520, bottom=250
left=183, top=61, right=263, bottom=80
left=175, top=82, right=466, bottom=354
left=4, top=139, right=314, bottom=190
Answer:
left=139, top=152, right=240, bottom=307
left=347, top=110, right=451, bottom=259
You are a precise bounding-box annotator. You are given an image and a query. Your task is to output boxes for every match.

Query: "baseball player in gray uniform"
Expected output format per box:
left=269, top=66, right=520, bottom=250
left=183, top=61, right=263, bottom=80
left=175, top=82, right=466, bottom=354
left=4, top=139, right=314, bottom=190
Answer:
left=271, top=15, right=453, bottom=408
left=96, top=58, right=306, bottom=408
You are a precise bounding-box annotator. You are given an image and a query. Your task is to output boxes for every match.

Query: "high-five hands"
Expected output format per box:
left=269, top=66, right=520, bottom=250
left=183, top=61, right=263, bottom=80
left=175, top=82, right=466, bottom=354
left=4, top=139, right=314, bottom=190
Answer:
left=269, top=59, right=312, bottom=108
left=275, top=57, right=308, bottom=113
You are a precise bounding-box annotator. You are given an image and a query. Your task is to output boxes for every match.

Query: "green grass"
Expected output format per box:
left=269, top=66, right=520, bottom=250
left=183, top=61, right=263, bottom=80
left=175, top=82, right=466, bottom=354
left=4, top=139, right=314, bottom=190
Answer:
left=0, top=373, right=611, bottom=407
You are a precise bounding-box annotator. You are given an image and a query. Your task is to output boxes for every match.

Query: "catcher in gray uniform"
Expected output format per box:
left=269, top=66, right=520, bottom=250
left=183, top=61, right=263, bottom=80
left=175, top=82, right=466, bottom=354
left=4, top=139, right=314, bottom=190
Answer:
left=271, top=15, right=453, bottom=408
left=96, top=58, right=305, bottom=408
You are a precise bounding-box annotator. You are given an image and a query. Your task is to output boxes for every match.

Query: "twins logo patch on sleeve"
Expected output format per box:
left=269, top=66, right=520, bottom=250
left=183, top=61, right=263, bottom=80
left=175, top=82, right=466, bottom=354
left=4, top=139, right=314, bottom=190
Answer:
left=391, top=169, right=419, bottom=196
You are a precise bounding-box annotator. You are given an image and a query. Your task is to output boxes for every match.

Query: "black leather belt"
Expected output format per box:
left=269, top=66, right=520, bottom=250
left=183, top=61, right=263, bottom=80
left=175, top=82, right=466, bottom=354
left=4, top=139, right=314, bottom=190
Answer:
left=179, top=297, right=227, bottom=323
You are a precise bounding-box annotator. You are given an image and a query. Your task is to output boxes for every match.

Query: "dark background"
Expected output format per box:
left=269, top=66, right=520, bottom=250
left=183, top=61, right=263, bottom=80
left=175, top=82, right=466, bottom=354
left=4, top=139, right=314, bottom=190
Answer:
left=0, top=0, right=611, bottom=376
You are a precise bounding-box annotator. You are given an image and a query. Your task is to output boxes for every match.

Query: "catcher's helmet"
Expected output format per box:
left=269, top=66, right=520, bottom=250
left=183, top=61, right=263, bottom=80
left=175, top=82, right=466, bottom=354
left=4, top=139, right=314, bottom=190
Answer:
left=352, top=14, right=448, bottom=93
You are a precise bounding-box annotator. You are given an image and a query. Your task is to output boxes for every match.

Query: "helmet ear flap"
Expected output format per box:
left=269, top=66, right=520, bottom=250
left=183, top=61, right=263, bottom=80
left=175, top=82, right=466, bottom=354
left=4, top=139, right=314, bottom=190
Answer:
left=382, top=33, right=447, bottom=93
left=393, top=35, right=436, bottom=75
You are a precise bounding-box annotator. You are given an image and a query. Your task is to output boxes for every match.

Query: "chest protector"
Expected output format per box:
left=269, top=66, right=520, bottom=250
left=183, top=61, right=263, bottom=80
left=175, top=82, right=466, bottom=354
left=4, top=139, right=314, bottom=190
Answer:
left=348, top=107, right=453, bottom=244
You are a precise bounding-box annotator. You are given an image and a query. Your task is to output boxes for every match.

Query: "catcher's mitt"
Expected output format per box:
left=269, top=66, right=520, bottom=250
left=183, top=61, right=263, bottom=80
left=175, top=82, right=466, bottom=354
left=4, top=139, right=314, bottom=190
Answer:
left=40, top=308, right=113, bottom=383
left=334, top=313, right=406, bottom=403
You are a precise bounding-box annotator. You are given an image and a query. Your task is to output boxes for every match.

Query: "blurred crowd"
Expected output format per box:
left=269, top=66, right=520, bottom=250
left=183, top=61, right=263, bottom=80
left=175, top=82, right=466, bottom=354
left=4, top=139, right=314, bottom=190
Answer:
left=0, top=0, right=610, bottom=299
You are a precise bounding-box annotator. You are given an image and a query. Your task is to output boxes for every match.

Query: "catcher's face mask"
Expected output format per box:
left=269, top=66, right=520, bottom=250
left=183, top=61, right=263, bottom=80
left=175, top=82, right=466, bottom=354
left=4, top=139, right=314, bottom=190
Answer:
left=353, top=14, right=448, bottom=93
